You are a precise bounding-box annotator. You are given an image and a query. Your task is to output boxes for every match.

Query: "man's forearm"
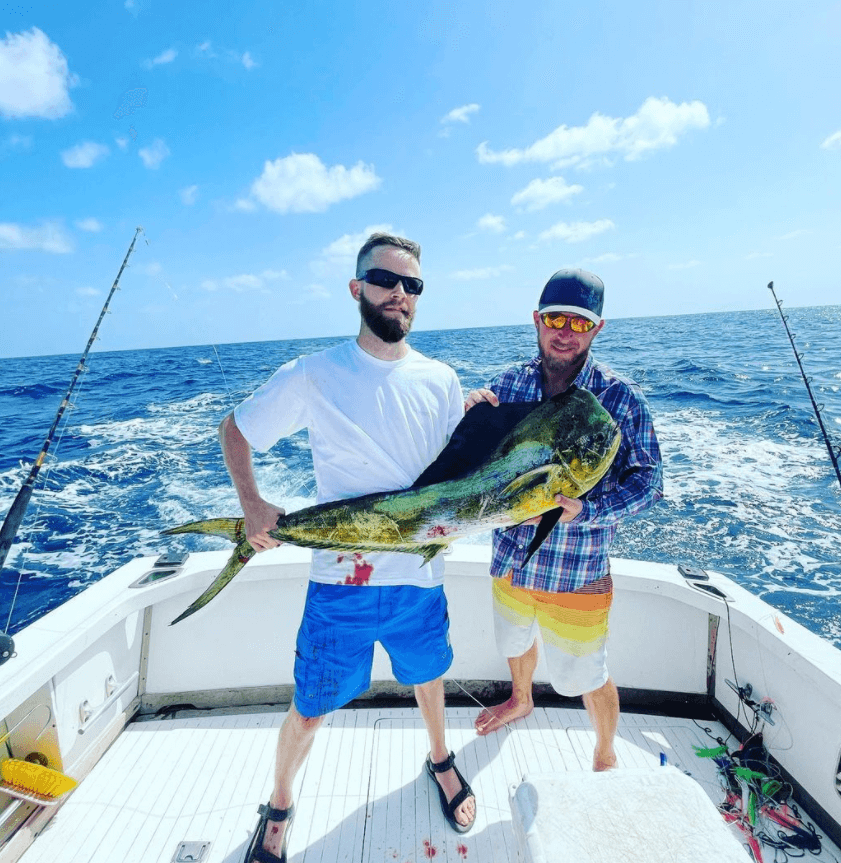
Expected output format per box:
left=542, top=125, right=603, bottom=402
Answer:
left=575, top=467, right=663, bottom=527
left=219, top=413, right=263, bottom=507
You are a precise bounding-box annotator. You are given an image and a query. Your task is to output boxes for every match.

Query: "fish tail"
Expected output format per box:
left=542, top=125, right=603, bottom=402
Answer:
left=169, top=539, right=255, bottom=625
left=161, top=517, right=246, bottom=543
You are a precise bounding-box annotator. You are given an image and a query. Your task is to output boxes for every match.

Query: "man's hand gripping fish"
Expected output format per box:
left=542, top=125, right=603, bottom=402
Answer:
left=164, top=386, right=621, bottom=625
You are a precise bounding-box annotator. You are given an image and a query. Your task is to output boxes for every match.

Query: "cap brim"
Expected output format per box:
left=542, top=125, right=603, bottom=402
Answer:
left=538, top=304, right=602, bottom=325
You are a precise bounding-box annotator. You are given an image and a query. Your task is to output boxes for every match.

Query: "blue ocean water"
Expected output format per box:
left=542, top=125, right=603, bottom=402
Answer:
left=1, top=307, right=839, bottom=642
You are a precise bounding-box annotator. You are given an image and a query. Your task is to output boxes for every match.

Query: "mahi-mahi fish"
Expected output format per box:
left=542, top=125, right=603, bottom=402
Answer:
left=164, top=386, right=621, bottom=624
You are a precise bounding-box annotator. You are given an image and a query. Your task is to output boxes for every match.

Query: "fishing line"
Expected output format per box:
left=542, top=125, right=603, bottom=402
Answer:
left=768, top=282, right=841, bottom=492
left=3, top=365, right=93, bottom=634
left=449, top=679, right=526, bottom=777
left=212, top=345, right=233, bottom=408
left=0, top=228, right=143, bottom=643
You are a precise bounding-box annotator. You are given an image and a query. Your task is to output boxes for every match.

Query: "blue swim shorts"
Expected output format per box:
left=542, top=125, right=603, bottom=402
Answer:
left=293, top=582, right=453, bottom=718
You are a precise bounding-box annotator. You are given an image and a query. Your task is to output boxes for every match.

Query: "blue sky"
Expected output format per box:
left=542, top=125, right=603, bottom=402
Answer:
left=1, top=0, right=840, bottom=358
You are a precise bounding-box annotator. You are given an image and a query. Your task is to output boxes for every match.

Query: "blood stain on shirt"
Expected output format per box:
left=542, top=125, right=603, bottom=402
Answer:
left=338, top=552, right=374, bottom=585
left=457, top=843, right=468, bottom=858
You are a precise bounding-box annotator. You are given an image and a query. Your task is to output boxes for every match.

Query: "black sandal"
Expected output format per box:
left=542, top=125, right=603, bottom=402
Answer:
left=425, top=751, right=476, bottom=834
left=244, top=801, right=295, bottom=863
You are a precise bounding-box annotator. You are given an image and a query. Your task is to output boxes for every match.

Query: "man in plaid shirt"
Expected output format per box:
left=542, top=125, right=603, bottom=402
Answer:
left=470, top=269, right=662, bottom=770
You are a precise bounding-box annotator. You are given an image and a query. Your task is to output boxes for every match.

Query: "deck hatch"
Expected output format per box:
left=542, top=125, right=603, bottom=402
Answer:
left=171, top=840, right=211, bottom=862
left=130, top=553, right=188, bottom=588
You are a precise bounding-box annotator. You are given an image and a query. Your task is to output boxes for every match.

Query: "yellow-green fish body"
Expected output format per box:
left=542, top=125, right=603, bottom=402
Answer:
left=165, top=387, right=620, bottom=624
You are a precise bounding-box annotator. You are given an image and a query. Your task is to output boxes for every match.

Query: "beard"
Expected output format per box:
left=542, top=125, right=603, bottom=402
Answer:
left=538, top=340, right=589, bottom=378
left=359, top=291, right=415, bottom=343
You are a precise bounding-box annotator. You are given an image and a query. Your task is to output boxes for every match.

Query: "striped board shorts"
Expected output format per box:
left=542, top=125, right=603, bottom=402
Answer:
left=492, top=571, right=613, bottom=697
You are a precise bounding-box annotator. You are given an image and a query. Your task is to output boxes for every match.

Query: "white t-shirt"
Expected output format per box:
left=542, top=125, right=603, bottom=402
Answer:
left=234, top=339, right=464, bottom=587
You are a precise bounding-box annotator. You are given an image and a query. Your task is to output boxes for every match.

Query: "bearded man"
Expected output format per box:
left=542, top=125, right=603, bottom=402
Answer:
left=219, top=233, right=476, bottom=862
left=467, top=269, right=663, bottom=771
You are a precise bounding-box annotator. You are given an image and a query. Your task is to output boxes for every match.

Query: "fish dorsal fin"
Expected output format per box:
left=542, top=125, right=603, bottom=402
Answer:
left=499, top=465, right=555, bottom=501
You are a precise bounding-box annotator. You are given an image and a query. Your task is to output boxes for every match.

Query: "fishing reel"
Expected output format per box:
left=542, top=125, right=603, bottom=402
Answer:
left=726, top=679, right=776, bottom=725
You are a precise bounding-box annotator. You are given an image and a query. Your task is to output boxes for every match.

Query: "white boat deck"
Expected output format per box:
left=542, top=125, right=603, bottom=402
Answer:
left=19, top=706, right=840, bottom=863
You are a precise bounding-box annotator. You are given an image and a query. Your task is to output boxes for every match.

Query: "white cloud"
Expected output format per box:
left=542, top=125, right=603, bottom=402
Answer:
left=76, top=286, right=100, bottom=296
left=180, top=184, right=199, bottom=205
left=579, top=252, right=626, bottom=264
left=242, top=51, right=257, bottom=70
left=321, top=225, right=394, bottom=262
left=0, top=28, right=77, bottom=119
left=667, top=259, right=701, bottom=270
left=74, top=217, right=103, bottom=232
left=201, top=269, right=289, bottom=293
left=224, top=274, right=262, bottom=291
left=112, top=87, right=148, bottom=120
left=0, top=221, right=73, bottom=253
left=477, top=213, right=506, bottom=233
left=309, top=224, right=393, bottom=279
left=139, top=138, right=170, bottom=169
left=478, top=97, right=710, bottom=168
left=777, top=229, right=808, bottom=241
left=537, top=219, right=615, bottom=244
left=115, top=136, right=129, bottom=150
left=142, top=47, right=177, bottom=68
left=287, top=284, right=331, bottom=305
left=745, top=251, right=773, bottom=260
left=244, top=153, right=381, bottom=214
left=511, top=176, right=584, bottom=211
left=306, top=284, right=330, bottom=299
left=2, top=134, right=32, bottom=152
left=441, top=103, right=480, bottom=125
left=450, top=265, right=514, bottom=281
left=513, top=230, right=527, bottom=240
left=61, top=141, right=109, bottom=168
left=196, top=41, right=214, bottom=54
left=820, top=130, right=841, bottom=150
left=144, top=262, right=162, bottom=275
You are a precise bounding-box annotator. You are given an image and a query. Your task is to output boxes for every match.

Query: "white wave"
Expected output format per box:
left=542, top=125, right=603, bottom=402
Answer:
left=657, top=408, right=829, bottom=502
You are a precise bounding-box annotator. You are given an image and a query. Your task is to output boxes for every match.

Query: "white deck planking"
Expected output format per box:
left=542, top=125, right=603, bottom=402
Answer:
left=18, top=706, right=841, bottom=863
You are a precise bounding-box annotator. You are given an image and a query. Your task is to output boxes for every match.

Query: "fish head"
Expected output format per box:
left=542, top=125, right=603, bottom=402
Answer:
left=550, top=388, right=621, bottom=496
left=494, top=386, right=621, bottom=501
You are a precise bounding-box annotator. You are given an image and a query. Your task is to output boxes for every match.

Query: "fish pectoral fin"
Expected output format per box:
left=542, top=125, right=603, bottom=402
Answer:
left=170, top=539, right=255, bottom=625
left=162, top=517, right=246, bottom=544
left=522, top=509, right=564, bottom=566
left=499, top=466, right=555, bottom=501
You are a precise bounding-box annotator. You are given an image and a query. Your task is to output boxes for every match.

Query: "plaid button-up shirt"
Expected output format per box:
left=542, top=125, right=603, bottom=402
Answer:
left=489, top=353, right=663, bottom=593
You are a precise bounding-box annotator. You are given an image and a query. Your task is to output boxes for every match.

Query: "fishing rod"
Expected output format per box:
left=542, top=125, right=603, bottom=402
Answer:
left=768, top=281, right=841, bottom=491
left=0, top=227, right=144, bottom=660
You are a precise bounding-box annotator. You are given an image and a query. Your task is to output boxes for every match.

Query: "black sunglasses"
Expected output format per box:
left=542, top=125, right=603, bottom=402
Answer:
left=358, top=268, right=424, bottom=296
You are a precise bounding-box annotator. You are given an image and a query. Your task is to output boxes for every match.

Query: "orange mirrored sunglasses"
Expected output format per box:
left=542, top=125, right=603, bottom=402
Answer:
left=539, top=312, right=596, bottom=333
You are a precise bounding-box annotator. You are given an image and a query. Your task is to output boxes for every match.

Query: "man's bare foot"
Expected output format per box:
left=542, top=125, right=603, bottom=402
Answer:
left=431, top=764, right=476, bottom=827
left=593, top=749, right=617, bottom=772
left=474, top=696, right=534, bottom=736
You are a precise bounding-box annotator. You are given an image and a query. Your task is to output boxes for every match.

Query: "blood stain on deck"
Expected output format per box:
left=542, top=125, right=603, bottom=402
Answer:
left=422, top=838, right=438, bottom=858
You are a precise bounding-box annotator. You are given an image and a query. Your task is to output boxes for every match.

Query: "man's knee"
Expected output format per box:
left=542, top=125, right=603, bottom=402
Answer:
left=289, top=705, right=327, bottom=730
left=414, top=676, right=444, bottom=695
left=584, top=677, right=617, bottom=700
